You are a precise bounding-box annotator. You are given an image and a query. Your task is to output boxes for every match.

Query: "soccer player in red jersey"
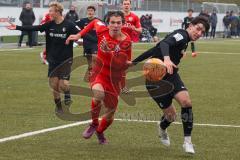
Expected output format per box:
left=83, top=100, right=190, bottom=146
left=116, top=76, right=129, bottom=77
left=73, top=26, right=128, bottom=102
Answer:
left=66, top=11, right=132, bottom=144
left=40, top=12, right=51, bottom=65
left=122, top=0, right=142, bottom=43
left=121, top=0, right=142, bottom=93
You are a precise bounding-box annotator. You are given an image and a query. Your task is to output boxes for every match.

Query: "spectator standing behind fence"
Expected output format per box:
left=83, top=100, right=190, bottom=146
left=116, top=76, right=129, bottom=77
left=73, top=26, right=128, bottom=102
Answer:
left=199, top=10, right=210, bottom=39
left=237, top=12, right=240, bottom=37
left=230, top=11, right=239, bottom=38
left=65, top=5, right=79, bottom=22
left=148, top=14, right=158, bottom=42
left=223, top=11, right=231, bottom=38
left=182, top=9, right=197, bottom=57
left=210, top=10, right=217, bottom=39
left=18, top=2, right=35, bottom=47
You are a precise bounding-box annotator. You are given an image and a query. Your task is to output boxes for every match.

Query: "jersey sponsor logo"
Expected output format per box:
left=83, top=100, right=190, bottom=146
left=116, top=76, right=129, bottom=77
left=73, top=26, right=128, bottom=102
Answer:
left=173, top=33, right=183, bottom=42
left=49, top=33, right=67, bottom=39
left=50, top=28, right=54, bottom=31
left=99, top=40, right=131, bottom=53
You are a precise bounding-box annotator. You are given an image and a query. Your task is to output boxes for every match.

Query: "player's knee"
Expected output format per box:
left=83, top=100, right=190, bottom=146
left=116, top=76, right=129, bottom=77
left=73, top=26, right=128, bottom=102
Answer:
left=92, top=84, right=105, bottom=101
left=164, top=107, right=177, bottom=122
left=59, top=82, right=69, bottom=92
left=93, top=90, right=105, bottom=101
left=49, top=81, right=58, bottom=91
left=180, top=99, right=192, bottom=108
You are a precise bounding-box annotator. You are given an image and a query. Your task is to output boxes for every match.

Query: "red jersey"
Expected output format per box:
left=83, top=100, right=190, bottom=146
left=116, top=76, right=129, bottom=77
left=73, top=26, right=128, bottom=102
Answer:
left=124, top=12, right=141, bottom=42
left=79, top=19, right=132, bottom=83
left=40, top=13, right=51, bottom=25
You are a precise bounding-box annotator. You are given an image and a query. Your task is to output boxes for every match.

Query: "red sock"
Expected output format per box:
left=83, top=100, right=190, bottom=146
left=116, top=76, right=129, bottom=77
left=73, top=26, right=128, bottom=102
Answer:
left=91, top=99, right=101, bottom=126
left=96, top=117, right=114, bottom=134
left=43, top=49, right=47, bottom=60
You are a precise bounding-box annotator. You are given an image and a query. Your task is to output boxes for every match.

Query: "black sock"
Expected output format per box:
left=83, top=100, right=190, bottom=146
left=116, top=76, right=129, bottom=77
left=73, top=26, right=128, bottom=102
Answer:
left=191, top=42, right=195, bottom=52
left=64, top=90, right=71, bottom=101
left=160, top=116, right=172, bottom=130
left=54, top=98, right=62, bottom=108
left=181, top=107, right=193, bottom=136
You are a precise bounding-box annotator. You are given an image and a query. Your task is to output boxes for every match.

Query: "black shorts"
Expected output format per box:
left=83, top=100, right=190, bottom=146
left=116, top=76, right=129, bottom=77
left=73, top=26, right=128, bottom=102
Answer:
left=48, top=60, right=72, bottom=80
left=146, top=73, right=187, bottom=109
left=83, top=45, right=97, bottom=57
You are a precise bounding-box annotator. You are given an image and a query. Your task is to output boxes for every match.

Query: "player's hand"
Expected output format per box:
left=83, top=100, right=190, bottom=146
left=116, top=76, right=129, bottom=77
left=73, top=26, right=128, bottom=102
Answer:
left=6, top=21, right=16, bottom=30
left=100, top=36, right=111, bottom=52
left=130, top=25, right=136, bottom=31
left=126, top=61, right=133, bottom=67
left=65, top=34, right=81, bottom=45
left=191, top=52, right=198, bottom=58
left=163, top=56, right=177, bottom=74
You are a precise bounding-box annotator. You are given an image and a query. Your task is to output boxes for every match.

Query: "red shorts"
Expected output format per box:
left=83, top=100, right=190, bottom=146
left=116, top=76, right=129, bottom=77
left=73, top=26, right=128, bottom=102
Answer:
left=91, top=75, right=121, bottom=108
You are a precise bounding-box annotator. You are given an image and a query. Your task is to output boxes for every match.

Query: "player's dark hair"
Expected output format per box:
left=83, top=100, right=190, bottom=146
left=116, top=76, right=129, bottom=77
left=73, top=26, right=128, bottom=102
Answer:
left=188, top=9, right=193, bottom=12
left=87, top=5, right=96, bottom=11
left=191, top=16, right=210, bottom=33
left=105, top=11, right=125, bottom=24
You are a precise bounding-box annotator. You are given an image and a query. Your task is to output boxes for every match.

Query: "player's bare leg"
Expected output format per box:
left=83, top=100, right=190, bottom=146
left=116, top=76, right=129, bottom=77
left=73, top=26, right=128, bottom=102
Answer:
left=84, top=55, right=93, bottom=82
left=59, top=79, right=71, bottom=106
left=49, top=77, right=62, bottom=113
left=175, top=90, right=195, bottom=154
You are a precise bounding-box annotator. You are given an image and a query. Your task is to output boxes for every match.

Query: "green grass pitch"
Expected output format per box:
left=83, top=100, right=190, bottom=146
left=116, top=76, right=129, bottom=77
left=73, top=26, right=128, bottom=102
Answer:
left=0, top=39, right=240, bottom=160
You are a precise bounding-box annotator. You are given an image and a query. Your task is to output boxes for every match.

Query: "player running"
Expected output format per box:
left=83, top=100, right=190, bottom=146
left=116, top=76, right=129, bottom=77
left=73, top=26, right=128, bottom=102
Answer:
left=7, top=2, right=80, bottom=113
left=131, top=16, right=210, bottom=154
left=66, top=11, right=132, bottom=144
left=121, top=0, right=142, bottom=93
left=75, top=5, right=98, bottom=82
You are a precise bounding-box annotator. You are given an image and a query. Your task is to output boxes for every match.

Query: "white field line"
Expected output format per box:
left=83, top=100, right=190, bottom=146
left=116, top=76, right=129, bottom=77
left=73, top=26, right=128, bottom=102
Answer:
left=0, top=48, right=34, bottom=52
left=133, top=49, right=240, bottom=55
left=0, top=120, right=91, bottom=143
left=0, top=118, right=240, bottom=144
left=0, top=48, right=239, bottom=55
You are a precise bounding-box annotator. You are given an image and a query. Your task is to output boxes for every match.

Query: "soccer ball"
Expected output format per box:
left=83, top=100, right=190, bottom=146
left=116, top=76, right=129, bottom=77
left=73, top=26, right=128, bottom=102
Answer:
left=143, top=58, right=167, bottom=82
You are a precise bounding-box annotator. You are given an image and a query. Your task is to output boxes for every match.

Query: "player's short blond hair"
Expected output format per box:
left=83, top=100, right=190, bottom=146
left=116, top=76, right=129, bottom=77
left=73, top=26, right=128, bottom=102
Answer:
left=122, top=0, right=131, bottom=4
left=49, top=1, right=63, bottom=15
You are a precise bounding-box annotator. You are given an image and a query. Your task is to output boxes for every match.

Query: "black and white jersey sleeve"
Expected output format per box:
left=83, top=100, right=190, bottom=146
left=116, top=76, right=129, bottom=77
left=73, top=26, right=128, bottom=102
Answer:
left=133, top=29, right=190, bottom=67
left=156, top=29, right=190, bottom=65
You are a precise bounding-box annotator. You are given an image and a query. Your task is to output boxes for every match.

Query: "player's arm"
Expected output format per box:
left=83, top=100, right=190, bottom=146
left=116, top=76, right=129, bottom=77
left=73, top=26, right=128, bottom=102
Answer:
left=70, top=21, right=97, bottom=43
left=132, top=47, right=156, bottom=65
left=133, top=17, right=142, bottom=33
left=158, top=35, right=181, bottom=74
left=66, top=19, right=102, bottom=44
left=7, top=21, right=47, bottom=32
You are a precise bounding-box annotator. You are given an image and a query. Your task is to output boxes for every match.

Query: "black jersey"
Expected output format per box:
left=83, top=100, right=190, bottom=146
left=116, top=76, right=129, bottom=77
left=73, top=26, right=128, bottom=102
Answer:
left=182, top=16, right=194, bottom=29
left=16, top=19, right=80, bottom=63
left=75, top=17, right=98, bottom=48
left=133, top=29, right=190, bottom=73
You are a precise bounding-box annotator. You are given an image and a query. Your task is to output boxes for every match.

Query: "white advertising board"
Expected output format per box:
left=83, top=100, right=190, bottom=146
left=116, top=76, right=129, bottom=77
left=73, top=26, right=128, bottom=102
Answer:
left=0, top=7, right=225, bottom=36
left=133, top=11, right=225, bottom=33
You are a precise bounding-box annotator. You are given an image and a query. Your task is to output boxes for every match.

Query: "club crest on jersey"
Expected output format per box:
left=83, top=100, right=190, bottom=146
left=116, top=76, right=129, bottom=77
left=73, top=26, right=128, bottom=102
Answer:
left=128, top=17, right=133, bottom=22
left=62, top=27, right=66, bottom=32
